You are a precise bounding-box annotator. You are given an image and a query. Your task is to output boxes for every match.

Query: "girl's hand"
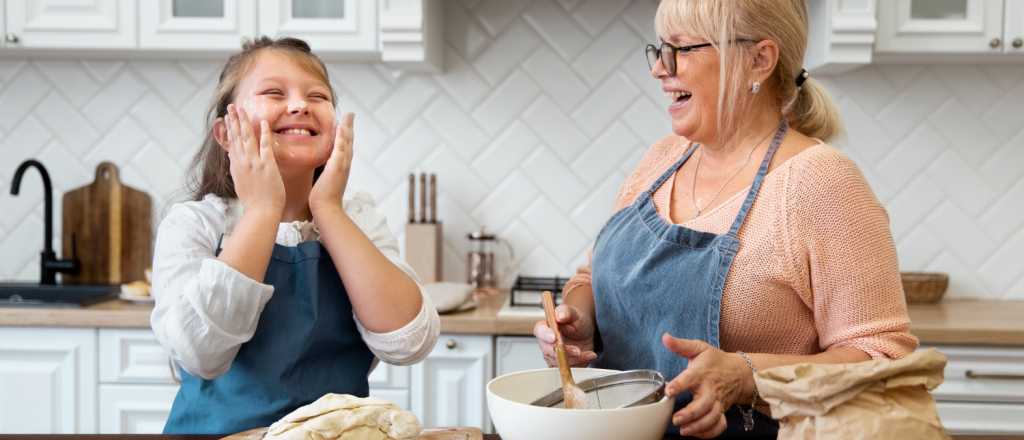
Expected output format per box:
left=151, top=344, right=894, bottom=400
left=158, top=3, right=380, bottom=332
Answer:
left=662, top=334, right=751, bottom=438
left=533, top=304, right=598, bottom=367
left=225, top=104, right=285, bottom=216
left=309, top=113, right=354, bottom=215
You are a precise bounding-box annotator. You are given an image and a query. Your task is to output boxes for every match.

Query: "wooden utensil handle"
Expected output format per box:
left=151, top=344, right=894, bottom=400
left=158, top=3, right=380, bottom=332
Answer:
left=541, top=291, right=562, bottom=343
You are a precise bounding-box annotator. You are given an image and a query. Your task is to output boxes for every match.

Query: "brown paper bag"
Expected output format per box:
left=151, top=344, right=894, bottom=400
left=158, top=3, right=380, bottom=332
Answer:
left=754, top=348, right=950, bottom=440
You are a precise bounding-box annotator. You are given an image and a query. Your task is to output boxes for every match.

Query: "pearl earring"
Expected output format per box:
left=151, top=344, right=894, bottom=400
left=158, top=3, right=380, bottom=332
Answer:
left=751, top=81, right=761, bottom=94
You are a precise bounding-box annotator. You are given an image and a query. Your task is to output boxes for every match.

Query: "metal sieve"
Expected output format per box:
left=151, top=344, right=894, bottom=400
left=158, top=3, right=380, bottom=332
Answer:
left=530, top=369, right=666, bottom=409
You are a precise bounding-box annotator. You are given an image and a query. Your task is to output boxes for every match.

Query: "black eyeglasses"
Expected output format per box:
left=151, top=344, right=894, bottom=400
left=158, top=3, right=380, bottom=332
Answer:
left=645, top=39, right=755, bottom=76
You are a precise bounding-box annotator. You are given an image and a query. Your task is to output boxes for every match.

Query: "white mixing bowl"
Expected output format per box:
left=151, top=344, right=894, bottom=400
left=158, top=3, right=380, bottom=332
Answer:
left=487, top=367, right=674, bottom=440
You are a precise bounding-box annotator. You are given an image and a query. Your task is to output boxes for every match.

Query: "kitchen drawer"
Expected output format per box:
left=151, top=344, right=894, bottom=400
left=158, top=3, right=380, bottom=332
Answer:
left=98, top=384, right=179, bottom=434
left=937, top=401, right=1024, bottom=435
left=99, top=329, right=175, bottom=384
left=368, top=361, right=409, bottom=389
left=928, top=345, right=1024, bottom=403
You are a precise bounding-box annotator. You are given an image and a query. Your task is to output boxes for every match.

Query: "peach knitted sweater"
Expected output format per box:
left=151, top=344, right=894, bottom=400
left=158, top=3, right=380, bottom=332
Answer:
left=566, top=137, right=919, bottom=359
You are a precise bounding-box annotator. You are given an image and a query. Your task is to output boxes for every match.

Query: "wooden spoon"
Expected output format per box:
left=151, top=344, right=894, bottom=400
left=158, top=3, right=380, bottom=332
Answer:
left=541, top=291, right=588, bottom=409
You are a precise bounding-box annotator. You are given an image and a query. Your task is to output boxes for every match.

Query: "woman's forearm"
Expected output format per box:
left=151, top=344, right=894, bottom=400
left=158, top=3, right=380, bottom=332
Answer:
left=737, top=346, right=871, bottom=404
left=313, top=205, right=422, bottom=332
left=216, top=207, right=279, bottom=282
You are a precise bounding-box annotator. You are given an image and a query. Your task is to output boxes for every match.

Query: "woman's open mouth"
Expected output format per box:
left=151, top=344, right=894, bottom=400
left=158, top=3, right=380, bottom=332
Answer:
left=667, top=90, right=692, bottom=112
left=275, top=127, right=319, bottom=137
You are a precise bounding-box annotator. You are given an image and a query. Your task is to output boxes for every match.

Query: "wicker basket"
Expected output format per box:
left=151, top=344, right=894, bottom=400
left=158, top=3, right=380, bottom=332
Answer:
left=901, top=272, right=948, bottom=304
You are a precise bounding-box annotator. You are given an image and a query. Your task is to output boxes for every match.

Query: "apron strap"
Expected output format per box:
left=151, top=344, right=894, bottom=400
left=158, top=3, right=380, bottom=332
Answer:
left=645, top=142, right=699, bottom=196
left=726, top=120, right=789, bottom=238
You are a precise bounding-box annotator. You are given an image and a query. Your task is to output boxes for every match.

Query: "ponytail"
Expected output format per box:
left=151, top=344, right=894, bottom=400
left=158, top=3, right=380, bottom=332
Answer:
left=786, top=77, right=842, bottom=143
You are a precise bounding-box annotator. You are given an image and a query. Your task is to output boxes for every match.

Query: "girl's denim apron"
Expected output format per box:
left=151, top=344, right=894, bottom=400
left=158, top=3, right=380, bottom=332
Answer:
left=592, top=121, right=787, bottom=439
left=163, top=239, right=374, bottom=434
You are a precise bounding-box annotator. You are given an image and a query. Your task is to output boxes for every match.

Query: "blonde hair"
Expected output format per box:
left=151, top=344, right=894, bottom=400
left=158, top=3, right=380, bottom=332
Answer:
left=654, top=0, right=842, bottom=143
left=187, top=36, right=336, bottom=201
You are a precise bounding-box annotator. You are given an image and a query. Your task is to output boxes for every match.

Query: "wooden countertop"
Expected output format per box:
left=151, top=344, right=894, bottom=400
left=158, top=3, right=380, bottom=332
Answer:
left=2, top=294, right=1023, bottom=346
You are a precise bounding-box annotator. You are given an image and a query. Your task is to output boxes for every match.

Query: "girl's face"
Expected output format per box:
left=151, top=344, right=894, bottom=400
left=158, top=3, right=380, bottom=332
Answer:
left=651, top=33, right=723, bottom=144
left=231, top=50, right=336, bottom=176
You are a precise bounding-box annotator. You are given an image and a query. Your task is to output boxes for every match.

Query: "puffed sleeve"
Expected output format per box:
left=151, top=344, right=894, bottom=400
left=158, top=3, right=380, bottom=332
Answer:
left=150, top=198, right=275, bottom=379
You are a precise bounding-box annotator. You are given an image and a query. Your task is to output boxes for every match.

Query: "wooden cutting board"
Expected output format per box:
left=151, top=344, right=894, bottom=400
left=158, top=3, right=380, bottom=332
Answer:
left=221, top=427, right=483, bottom=439
left=61, top=162, right=152, bottom=285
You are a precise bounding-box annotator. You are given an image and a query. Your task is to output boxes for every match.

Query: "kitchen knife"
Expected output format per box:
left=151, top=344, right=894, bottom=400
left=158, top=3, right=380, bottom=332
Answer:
left=429, top=173, right=437, bottom=224
left=408, top=173, right=415, bottom=224
left=419, top=173, right=427, bottom=224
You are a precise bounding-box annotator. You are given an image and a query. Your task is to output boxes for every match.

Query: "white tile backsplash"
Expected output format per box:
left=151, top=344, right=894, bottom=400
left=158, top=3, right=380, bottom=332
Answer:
left=0, top=0, right=1022, bottom=300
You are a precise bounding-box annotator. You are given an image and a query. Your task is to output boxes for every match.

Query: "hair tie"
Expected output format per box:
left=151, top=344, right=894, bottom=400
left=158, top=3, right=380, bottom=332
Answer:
left=795, top=68, right=809, bottom=87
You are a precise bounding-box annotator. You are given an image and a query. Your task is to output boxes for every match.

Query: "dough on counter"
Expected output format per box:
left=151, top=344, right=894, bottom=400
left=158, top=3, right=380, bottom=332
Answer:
left=266, top=394, right=421, bottom=440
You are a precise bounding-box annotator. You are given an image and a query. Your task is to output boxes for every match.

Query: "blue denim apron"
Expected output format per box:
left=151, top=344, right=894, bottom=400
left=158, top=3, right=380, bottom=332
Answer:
left=592, top=121, right=787, bottom=439
left=163, top=239, right=374, bottom=434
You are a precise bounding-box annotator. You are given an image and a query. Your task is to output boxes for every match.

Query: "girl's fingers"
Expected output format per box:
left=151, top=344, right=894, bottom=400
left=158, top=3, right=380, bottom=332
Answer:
left=259, top=120, right=273, bottom=159
left=236, top=106, right=254, bottom=153
left=225, top=105, right=237, bottom=153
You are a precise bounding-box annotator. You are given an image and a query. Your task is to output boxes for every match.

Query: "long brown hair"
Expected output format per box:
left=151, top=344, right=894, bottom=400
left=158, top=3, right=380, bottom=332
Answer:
left=186, top=36, right=336, bottom=201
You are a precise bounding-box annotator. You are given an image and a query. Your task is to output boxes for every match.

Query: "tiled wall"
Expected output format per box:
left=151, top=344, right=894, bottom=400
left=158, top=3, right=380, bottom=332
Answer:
left=1, top=0, right=1022, bottom=299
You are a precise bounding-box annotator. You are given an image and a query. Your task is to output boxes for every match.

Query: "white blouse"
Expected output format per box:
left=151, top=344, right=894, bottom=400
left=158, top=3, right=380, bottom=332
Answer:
left=150, top=192, right=440, bottom=380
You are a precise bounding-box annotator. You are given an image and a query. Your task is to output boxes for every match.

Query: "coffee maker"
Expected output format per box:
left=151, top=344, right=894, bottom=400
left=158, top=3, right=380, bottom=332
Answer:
left=466, top=228, right=514, bottom=291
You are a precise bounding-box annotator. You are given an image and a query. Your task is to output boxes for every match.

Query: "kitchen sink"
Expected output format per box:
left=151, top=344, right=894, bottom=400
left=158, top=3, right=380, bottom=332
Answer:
left=0, top=283, right=119, bottom=308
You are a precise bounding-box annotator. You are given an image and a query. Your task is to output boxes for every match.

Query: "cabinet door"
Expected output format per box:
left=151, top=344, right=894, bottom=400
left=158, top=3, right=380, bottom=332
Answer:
left=99, top=329, right=176, bottom=384
left=876, top=0, right=1005, bottom=53
left=139, top=0, right=256, bottom=49
left=1007, top=0, right=1024, bottom=54
left=258, top=0, right=377, bottom=53
left=937, top=402, right=1024, bottom=435
left=410, top=335, right=492, bottom=430
left=98, top=384, right=180, bottom=434
left=0, top=327, right=97, bottom=434
left=3, top=0, right=136, bottom=48
left=495, top=336, right=547, bottom=377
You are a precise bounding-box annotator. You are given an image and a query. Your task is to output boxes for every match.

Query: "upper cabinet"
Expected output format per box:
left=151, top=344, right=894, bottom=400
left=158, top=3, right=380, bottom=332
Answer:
left=139, top=0, right=256, bottom=50
left=259, top=0, right=376, bottom=54
left=1, top=0, right=442, bottom=70
left=876, top=0, right=1008, bottom=53
left=808, top=0, right=1024, bottom=73
left=4, top=0, right=136, bottom=49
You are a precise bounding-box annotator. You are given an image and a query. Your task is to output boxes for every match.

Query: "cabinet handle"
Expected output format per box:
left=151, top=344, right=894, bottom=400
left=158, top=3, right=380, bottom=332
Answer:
left=1013, top=38, right=1023, bottom=49
left=965, top=369, right=1024, bottom=380
left=5, top=33, right=18, bottom=44
left=989, top=38, right=1002, bottom=49
left=445, top=339, right=458, bottom=350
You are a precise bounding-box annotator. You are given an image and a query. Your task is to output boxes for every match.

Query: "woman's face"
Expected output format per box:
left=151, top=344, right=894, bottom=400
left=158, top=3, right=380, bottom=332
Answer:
left=231, top=50, right=336, bottom=175
left=652, top=34, right=723, bottom=143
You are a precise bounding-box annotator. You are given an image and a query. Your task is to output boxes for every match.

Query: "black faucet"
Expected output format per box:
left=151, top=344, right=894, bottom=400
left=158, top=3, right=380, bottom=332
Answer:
left=10, top=159, right=78, bottom=285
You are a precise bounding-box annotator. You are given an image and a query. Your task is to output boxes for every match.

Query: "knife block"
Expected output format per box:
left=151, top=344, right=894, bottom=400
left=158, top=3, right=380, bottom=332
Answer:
left=405, top=222, right=442, bottom=283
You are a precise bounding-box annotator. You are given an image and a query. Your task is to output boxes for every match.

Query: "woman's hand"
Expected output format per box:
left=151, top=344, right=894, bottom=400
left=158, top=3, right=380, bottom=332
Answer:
left=533, top=304, right=598, bottom=367
left=662, top=333, right=752, bottom=438
left=225, top=104, right=285, bottom=217
left=309, top=113, right=354, bottom=216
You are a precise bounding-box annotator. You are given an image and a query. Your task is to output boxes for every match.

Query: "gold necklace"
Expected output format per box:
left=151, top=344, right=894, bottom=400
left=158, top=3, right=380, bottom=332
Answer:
left=690, top=129, right=775, bottom=218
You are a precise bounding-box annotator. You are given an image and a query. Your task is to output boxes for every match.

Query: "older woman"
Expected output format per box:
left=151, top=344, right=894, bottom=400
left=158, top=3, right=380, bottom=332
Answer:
left=533, top=0, right=919, bottom=438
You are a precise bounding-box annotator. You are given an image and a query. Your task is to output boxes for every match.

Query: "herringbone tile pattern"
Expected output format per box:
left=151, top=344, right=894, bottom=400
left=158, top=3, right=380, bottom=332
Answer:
left=1, top=0, right=1022, bottom=299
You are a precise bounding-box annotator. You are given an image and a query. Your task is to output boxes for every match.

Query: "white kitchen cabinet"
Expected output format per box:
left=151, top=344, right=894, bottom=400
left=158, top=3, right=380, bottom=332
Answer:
left=0, top=327, right=97, bottom=434
left=98, top=328, right=176, bottom=384
left=98, top=384, right=179, bottom=434
left=1006, top=0, right=1024, bottom=52
left=258, top=0, right=377, bottom=54
left=411, top=334, right=492, bottom=430
left=369, top=361, right=411, bottom=410
left=3, top=0, right=136, bottom=49
left=928, top=345, right=1024, bottom=435
left=876, top=0, right=1013, bottom=53
left=495, top=336, right=547, bottom=377
left=139, top=0, right=256, bottom=50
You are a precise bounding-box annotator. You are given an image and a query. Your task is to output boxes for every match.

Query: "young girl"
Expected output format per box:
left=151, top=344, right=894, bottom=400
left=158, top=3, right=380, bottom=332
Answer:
left=151, top=37, right=440, bottom=434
